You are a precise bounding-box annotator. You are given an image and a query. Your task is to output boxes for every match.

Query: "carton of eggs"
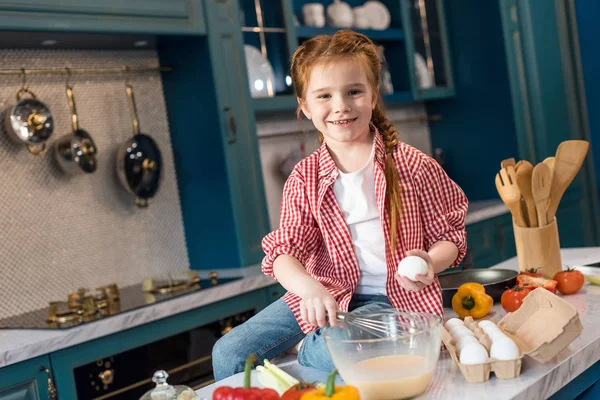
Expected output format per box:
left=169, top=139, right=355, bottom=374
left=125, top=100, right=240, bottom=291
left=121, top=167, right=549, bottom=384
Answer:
left=442, top=317, right=524, bottom=383
left=397, top=256, right=428, bottom=281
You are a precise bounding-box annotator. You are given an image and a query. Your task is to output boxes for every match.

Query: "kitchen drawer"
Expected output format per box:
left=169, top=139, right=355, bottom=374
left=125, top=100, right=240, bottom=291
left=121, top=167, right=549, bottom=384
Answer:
left=0, top=0, right=205, bottom=35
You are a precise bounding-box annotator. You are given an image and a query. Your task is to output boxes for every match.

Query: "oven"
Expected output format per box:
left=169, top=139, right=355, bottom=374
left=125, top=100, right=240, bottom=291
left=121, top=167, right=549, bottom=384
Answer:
left=72, top=309, right=256, bottom=400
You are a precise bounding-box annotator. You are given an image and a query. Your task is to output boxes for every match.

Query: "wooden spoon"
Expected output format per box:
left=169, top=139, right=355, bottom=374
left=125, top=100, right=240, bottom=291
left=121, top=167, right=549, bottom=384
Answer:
left=546, top=140, right=589, bottom=221
left=495, top=166, right=527, bottom=227
left=516, top=161, right=537, bottom=227
left=532, top=162, right=552, bottom=226
left=543, top=156, right=555, bottom=172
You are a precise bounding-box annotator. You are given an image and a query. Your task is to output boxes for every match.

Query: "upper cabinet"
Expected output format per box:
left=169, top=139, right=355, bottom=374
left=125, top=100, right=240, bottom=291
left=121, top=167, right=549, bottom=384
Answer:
left=400, top=0, right=454, bottom=100
left=241, top=0, right=455, bottom=113
left=0, top=0, right=206, bottom=34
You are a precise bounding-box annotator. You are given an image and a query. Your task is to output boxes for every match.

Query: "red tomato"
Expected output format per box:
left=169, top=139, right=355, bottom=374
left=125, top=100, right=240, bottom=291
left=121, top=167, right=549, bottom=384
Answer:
left=554, top=268, right=585, bottom=295
left=501, top=286, right=533, bottom=312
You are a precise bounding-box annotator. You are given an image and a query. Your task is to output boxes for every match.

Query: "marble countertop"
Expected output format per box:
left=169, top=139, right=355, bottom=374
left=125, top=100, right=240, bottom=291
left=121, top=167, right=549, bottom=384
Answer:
left=196, top=247, right=600, bottom=400
left=465, top=199, right=509, bottom=225
left=0, top=270, right=276, bottom=369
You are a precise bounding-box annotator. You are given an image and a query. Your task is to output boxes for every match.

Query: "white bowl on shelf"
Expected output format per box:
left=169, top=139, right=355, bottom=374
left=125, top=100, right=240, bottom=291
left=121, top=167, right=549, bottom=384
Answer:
left=363, top=1, right=391, bottom=30
left=244, top=45, right=275, bottom=98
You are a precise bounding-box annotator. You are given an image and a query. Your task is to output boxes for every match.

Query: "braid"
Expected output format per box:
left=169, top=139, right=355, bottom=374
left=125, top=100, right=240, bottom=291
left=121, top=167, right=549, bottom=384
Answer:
left=372, top=103, right=402, bottom=252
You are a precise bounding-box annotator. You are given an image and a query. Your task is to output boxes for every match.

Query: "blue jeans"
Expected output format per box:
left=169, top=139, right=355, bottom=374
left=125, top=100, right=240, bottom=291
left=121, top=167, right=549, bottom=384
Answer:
left=211, top=294, right=392, bottom=380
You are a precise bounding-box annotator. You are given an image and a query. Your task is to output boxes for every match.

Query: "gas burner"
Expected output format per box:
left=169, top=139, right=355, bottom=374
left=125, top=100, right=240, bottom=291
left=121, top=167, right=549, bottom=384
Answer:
left=142, top=271, right=217, bottom=294
left=47, top=284, right=120, bottom=327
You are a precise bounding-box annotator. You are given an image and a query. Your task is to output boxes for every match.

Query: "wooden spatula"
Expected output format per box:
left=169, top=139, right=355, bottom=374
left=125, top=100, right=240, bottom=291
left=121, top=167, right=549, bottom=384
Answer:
left=501, top=158, right=516, bottom=169
left=516, top=161, right=537, bottom=227
left=546, top=140, right=589, bottom=221
left=495, top=166, right=527, bottom=227
left=532, top=162, right=552, bottom=226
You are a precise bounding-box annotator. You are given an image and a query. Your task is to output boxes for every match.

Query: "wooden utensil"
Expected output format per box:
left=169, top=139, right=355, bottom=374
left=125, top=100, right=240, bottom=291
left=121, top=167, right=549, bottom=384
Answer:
left=546, top=140, right=589, bottom=221
left=516, top=161, right=537, bottom=227
left=543, top=156, right=555, bottom=172
left=495, top=166, right=527, bottom=227
left=532, top=162, right=552, bottom=226
left=501, top=158, right=516, bottom=169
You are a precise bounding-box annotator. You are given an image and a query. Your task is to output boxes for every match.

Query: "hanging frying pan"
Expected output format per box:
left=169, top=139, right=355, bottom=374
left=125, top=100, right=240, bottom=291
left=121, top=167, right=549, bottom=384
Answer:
left=54, top=85, right=98, bottom=174
left=3, top=81, right=54, bottom=155
left=116, top=84, right=162, bottom=208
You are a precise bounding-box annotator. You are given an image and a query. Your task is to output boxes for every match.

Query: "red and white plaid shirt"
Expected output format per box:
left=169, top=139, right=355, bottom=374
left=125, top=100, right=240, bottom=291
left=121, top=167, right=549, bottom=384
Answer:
left=262, top=129, right=468, bottom=334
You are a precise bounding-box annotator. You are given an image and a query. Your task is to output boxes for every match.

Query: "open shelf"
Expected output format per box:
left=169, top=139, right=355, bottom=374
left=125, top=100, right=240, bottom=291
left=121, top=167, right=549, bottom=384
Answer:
left=295, top=26, right=404, bottom=41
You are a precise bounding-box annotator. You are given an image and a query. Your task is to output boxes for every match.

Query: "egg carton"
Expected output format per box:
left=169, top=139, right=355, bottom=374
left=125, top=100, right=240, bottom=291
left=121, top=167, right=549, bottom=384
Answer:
left=443, top=288, right=583, bottom=383
left=442, top=317, right=524, bottom=383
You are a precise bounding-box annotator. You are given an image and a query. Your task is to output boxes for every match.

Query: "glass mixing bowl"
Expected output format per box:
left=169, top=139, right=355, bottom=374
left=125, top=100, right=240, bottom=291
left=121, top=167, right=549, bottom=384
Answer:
left=324, top=311, right=442, bottom=400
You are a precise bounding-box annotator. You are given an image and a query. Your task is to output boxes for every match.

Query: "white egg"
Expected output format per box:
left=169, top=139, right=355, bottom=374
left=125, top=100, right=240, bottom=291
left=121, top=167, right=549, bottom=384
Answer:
left=456, top=335, right=480, bottom=352
left=486, top=328, right=507, bottom=342
left=397, top=256, right=428, bottom=281
left=490, top=337, right=520, bottom=360
left=459, top=342, right=489, bottom=364
left=478, top=320, right=497, bottom=330
left=449, top=325, right=474, bottom=340
left=445, top=318, right=464, bottom=330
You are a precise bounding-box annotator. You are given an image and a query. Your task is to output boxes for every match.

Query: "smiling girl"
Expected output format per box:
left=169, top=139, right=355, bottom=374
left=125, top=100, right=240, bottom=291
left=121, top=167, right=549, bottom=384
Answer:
left=212, top=30, right=468, bottom=379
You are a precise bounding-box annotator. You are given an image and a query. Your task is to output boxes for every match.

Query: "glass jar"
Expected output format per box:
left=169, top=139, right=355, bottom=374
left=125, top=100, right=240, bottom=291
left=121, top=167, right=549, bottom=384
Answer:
left=139, top=371, right=197, bottom=400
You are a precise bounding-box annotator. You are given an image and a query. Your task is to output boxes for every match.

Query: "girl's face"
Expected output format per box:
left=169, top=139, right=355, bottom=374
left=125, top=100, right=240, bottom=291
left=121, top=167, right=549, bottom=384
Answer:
left=300, top=58, right=376, bottom=145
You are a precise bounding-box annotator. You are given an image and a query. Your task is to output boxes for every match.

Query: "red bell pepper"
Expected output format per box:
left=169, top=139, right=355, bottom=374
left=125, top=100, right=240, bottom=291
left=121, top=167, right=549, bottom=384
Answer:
left=516, top=274, right=558, bottom=294
left=213, top=355, right=280, bottom=400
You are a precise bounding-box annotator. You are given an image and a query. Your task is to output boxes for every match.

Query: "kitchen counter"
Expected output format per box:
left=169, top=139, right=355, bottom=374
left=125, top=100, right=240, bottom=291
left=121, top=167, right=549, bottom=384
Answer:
left=196, top=247, right=600, bottom=400
left=0, top=269, right=276, bottom=368
left=0, top=199, right=509, bottom=370
left=465, top=199, right=509, bottom=225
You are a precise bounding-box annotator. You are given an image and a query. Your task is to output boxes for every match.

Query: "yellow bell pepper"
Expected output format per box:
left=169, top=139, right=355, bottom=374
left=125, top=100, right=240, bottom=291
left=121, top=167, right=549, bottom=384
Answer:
left=301, top=369, right=360, bottom=400
left=451, top=282, right=493, bottom=319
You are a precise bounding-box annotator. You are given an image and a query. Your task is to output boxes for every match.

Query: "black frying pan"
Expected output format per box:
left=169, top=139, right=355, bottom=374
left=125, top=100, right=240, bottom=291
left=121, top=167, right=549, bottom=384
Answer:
left=438, top=269, right=518, bottom=308
left=116, top=84, right=162, bottom=207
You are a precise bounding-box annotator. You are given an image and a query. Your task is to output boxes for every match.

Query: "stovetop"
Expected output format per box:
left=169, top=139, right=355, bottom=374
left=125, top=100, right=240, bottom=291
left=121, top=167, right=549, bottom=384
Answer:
left=0, top=277, right=241, bottom=330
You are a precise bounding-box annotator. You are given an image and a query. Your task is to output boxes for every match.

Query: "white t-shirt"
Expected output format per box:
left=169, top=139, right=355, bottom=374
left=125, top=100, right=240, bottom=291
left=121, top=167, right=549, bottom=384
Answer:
left=332, top=144, right=387, bottom=295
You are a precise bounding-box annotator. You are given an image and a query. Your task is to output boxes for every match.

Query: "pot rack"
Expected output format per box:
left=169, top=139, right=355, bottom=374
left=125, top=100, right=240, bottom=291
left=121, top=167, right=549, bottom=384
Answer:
left=0, top=65, right=172, bottom=76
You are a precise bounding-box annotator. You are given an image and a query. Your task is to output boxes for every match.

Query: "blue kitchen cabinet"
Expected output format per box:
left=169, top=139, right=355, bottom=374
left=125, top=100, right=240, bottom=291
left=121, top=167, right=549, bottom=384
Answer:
left=426, top=0, right=599, bottom=246
left=159, top=0, right=271, bottom=269
left=0, top=356, right=55, bottom=400
left=0, top=0, right=206, bottom=34
left=462, top=213, right=516, bottom=270
left=243, top=0, right=455, bottom=113
left=399, top=0, right=455, bottom=101
left=49, top=288, right=269, bottom=398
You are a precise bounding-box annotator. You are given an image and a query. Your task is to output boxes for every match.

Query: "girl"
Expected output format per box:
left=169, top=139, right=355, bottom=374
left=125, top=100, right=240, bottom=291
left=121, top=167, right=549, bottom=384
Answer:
left=212, top=30, right=468, bottom=380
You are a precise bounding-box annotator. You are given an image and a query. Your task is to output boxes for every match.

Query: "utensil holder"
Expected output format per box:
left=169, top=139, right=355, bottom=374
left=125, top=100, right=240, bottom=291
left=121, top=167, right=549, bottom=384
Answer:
left=513, top=218, right=562, bottom=279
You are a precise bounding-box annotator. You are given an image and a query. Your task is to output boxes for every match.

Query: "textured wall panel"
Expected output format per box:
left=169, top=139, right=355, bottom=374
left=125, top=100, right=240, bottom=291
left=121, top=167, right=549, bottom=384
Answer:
left=0, top=49, right=189, bottom=318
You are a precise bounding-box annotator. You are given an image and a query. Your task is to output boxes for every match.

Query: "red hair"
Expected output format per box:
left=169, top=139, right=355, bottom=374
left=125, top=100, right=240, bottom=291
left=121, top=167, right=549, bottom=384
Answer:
left=290, top=30, right=403, bottom=251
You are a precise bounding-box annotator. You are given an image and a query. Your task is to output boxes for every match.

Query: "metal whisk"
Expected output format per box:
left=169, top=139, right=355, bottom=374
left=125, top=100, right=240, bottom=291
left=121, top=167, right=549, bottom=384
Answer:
left=335, top=310, right=422, bottom=339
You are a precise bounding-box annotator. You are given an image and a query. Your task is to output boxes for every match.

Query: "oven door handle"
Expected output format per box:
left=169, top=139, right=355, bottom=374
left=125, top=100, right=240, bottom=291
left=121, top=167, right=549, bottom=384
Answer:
left=41, top=366, right=58, bottom=400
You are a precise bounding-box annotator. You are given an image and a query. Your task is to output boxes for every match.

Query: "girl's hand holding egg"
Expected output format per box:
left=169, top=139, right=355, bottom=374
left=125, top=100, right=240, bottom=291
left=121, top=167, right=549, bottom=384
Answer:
left=395, top=250, right=434, bottom=292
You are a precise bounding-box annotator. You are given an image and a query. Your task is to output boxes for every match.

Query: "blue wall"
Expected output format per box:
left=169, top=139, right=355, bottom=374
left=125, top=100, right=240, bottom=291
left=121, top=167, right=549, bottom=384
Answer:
left=574, top=0, right=600, bottom=199
left=426, top=0, right=519, bottom=201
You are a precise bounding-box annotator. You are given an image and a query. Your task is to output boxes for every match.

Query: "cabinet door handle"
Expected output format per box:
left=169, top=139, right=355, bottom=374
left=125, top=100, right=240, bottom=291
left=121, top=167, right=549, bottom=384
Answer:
left=223, top=107, right=237, bottom=144
left=40, top=366, right=57, bottom=400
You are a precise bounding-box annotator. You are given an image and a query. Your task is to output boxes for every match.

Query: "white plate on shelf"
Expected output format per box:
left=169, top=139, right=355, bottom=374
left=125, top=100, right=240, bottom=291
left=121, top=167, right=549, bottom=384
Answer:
left=414, top=52, right=433, bottom=89
left=363, top=1, right=391, bottom=30
left=244, top=45, right=275, bottom=98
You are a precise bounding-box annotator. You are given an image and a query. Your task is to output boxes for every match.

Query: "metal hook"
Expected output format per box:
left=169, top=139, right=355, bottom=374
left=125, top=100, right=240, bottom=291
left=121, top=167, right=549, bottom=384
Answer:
left=65, top=67, right=72, bottom=88
left=122, top=65, right=130, bottom=86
